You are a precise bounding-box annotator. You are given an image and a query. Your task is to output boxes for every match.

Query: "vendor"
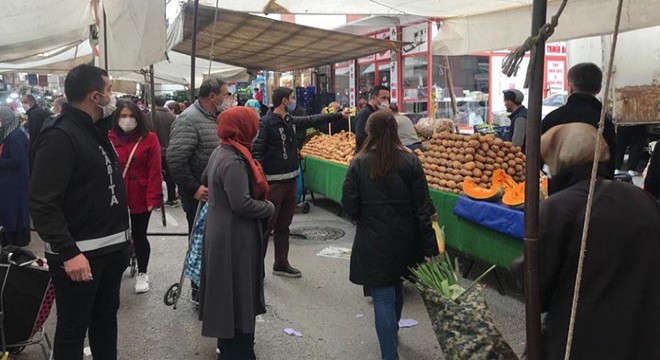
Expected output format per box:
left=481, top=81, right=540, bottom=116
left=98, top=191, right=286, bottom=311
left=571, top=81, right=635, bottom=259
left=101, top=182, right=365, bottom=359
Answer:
left=503, top=89, right=527, bottom=151
left=389, top=103, right=422, bottom=151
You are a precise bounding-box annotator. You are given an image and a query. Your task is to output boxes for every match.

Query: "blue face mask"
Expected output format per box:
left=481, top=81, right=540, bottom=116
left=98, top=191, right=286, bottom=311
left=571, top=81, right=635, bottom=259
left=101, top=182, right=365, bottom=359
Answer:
left=287, top=100, right=297, bottom=112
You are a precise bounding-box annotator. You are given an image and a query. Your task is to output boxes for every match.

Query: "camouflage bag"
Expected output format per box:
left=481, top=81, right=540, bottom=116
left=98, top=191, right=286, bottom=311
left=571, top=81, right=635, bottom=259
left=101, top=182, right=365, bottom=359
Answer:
left=420, top=286, right=518, bottom=360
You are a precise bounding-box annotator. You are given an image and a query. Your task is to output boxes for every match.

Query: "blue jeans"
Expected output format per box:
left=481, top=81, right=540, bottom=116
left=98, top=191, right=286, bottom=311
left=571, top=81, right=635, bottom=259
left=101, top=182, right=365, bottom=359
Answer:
left=371, top=283, right=404, bottom=360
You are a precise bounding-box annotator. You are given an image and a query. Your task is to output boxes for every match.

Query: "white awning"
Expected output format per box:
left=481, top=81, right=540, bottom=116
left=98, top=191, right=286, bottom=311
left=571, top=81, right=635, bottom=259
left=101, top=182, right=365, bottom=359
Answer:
left=432, top=0, right=660, bottom=55
left=0, top=0, right=167, bottom=72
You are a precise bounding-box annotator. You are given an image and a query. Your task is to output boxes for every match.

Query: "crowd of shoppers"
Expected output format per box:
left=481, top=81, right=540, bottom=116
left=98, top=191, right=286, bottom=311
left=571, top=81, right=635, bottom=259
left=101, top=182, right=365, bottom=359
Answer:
left=9, top=60, right=659, bottom=360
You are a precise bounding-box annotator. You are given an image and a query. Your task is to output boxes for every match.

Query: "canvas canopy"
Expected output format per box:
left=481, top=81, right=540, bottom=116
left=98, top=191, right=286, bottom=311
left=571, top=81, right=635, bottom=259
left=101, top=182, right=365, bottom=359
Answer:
left=170, top=4, right=397, bottom=72
left=0, top=0, right=167, bottom=72
left=432, top=0, right=660, bottom=55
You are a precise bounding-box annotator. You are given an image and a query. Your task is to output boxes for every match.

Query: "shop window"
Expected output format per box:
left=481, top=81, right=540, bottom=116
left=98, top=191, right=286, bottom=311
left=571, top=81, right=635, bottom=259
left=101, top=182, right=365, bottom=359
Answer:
left=431, top=55, right=489, bottom=125
left=358, top=63, right=375, bottom=102
left=402, top=55, right=428, bottom=114
left=334, top=66, right=350, bottom=107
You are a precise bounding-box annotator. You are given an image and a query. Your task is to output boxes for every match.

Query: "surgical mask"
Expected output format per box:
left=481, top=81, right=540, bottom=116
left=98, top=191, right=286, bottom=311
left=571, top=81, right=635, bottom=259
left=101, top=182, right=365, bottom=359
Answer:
left=287, top=100, right=297, bottom=112
left=96, top=92, right=116, bottom=118
left=118, top=117, right=138, bottom=132
left=217, top=98, right=231, bottom=112
left=378, top=100, right=390, bottom=110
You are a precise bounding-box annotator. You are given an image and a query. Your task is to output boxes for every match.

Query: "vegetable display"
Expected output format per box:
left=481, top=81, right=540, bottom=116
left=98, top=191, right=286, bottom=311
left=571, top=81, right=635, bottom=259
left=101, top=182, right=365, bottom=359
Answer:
left=301, top=131, right=355, bottom=165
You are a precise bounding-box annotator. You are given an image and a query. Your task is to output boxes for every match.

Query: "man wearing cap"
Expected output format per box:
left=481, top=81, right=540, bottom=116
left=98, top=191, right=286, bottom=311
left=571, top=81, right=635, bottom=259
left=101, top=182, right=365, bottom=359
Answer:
left=503, top=89, right=527, bottom=151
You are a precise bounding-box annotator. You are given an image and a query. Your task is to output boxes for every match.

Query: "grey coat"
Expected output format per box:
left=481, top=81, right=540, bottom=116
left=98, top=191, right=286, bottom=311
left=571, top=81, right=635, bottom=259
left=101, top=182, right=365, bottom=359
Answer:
left=199, top=145, right=275, bottom=339
left=166, top=101, right=219, bottom=199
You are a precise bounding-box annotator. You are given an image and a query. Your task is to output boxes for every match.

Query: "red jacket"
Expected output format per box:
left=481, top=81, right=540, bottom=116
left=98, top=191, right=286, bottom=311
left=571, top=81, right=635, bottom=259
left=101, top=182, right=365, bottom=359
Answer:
left=109, top=129, right=162, bottom=214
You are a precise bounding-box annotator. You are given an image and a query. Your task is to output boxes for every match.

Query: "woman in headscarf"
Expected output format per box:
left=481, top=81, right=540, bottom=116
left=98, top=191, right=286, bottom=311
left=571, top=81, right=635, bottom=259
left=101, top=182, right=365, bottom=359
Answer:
left=244, top=99, right=261, bottom=116
left=0, top=105, right=30, bottom=247
left=199, top=106, right=275, bottom=360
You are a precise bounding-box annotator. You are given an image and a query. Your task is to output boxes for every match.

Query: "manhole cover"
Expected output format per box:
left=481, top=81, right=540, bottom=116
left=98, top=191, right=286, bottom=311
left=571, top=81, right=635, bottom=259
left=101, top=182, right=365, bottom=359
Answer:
left=290, top=226, right=345, bottom=241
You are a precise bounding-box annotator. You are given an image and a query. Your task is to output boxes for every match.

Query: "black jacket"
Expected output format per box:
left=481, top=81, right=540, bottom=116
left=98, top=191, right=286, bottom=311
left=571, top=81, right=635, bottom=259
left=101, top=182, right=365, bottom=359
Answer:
left=509, top=105, right=528, bottom=150
left=342, top=151, right=438, bottom=287
left=541, top=93, right=616, bottom=178
left=252, top=110, right=342, bottom=183
left=29, top=104, right=130, bottom=261
left=539, top=164, right=660, bottom=360
left=26, top=105, right=51, bottom=146
left=354, top=104, right=378, bottom=154
left=644, top=144, right=660, bottom=198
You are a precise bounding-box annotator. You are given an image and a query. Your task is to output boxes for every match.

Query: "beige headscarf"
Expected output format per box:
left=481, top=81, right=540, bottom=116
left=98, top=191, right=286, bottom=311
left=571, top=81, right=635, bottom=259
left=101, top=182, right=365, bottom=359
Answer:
left=541, top=122, right=610, bottom=176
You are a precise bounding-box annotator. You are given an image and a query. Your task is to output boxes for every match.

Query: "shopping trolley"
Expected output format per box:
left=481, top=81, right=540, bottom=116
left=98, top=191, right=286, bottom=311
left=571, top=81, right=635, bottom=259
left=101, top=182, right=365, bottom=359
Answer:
left=163, top=202, right=205, bottom=309
left=0, top=238, right=54, bottom=360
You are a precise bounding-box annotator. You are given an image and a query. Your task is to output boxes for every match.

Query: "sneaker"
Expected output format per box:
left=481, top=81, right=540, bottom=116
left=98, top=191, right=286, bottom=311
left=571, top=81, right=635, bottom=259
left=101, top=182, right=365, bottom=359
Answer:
left=167, top=200, right=179, bottom=207
left=272, top=265, right=302, bottom=278
left=135, top=273, right=150, bottom=293
left=628, top=170, right=640, bottom=177
left=615, top=169, right=626, bottom=175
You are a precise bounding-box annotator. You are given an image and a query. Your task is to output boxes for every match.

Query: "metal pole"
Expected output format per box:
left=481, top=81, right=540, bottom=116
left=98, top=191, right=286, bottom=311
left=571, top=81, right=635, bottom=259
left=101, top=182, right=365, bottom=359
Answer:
left=523, top=0, right=547, bottom=359
left=190, top=0, right=200, bottom=102
left=103, top=9, right=109, bottom=71
left=149, top=65, right=167, bottom=227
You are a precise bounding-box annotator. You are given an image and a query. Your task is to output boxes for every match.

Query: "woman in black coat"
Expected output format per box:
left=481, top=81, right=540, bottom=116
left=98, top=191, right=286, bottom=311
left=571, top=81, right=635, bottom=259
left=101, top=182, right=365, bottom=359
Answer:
left=341, top=110, right=438, bottom=360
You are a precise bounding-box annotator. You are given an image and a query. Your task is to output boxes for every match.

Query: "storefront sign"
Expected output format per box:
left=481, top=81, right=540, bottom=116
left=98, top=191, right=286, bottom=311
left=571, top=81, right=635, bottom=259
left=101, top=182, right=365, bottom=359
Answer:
left=389, top=27, right=398, bottom=103
left=349, top=61, right=356, bottom=107
left=402, top=23, right=428, bottom=56
left=546, top=60, right=566, bottom=93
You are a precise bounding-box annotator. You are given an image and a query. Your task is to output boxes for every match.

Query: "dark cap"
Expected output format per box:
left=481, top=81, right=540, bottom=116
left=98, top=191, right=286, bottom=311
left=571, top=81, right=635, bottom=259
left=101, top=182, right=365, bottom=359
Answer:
left=503, top=89, right=524, bottom=104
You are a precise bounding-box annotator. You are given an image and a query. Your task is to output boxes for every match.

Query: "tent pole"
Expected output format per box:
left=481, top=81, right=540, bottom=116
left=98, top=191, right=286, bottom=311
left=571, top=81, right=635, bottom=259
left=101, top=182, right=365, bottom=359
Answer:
left=103, top=9, right=109, bottom=71
left=523, top=0, right=547, bottom=359
left=190, top=0, right=200, bottom=102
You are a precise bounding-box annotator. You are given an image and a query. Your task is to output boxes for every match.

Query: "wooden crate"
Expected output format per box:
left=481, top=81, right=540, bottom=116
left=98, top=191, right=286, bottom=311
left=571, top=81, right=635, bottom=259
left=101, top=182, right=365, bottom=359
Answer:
left=615, top=85, right=660, bottom=125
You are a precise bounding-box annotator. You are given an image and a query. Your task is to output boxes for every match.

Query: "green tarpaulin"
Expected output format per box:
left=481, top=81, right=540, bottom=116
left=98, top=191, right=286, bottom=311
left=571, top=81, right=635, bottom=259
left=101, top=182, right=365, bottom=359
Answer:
left=302, top=156, right=523, bottom=268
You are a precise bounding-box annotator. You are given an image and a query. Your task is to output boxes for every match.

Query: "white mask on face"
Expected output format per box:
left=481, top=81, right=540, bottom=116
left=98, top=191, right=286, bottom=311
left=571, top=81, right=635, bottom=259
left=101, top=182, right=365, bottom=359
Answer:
left=378, top=100, right=390, bottom=110
left=118, top=117, right=138, bottom=132
left=96, top=92, right=116, bottom=118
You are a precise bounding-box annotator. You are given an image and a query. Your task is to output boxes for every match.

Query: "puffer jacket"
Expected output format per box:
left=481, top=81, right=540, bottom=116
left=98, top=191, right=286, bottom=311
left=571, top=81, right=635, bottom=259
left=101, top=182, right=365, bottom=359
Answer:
left=252, top=110, right=342, bottom=183
left=341, top=150, right=438, bottom=287
left=167, top=101, right=219, bottom=199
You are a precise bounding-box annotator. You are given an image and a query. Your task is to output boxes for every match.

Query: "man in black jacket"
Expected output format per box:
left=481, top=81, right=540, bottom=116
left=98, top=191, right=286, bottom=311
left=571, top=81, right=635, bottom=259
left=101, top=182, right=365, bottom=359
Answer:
left=21, top=94, right=51, bottom=156
left=252, top=87, right=348, bottom=277
left=541, top=62, right=616, bottom=178
left=30, top=64, right=130, bottom=360
left=503, top=89, right=528, bottom=150
left=354, top=85, right=390, bottom=153
left=152, top=95, right=178, bottom=206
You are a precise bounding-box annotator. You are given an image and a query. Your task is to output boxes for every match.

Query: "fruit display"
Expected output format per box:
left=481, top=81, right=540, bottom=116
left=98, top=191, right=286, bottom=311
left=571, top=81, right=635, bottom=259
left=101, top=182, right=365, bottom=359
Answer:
left=464, top=169, right=549, bottom=209
left=301, top=131, right=355, bottom=165
left=416, top=132, right=526, bottom=194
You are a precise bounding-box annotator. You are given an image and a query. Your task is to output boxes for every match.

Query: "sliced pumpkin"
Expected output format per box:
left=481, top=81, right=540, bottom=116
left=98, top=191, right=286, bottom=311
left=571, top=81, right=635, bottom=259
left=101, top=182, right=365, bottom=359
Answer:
left=463, top=177, right=503, bottom=202
left=502, top=182, right=525, bottom=209
left=492, top=169, right=518, bottom=192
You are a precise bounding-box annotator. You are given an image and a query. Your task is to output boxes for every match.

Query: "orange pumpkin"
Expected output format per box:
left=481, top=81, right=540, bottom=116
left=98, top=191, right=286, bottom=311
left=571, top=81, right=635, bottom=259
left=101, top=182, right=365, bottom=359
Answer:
left=492, top=169, right=518, bottom=192
left=502, top=182, right=525, bottom=209
left=463, top=177, right=503, bottom=202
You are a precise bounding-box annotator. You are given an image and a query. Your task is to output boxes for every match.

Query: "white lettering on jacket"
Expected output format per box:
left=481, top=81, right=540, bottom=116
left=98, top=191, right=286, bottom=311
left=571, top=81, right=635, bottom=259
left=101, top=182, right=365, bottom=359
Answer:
left=279, top=127, right=288, bottom=160
left=100, top=146, right=120, bottom=206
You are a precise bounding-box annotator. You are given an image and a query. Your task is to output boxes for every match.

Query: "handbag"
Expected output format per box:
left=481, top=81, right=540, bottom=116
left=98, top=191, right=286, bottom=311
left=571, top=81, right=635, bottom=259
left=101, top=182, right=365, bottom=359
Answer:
left=122, top=137, right=143, bottom=179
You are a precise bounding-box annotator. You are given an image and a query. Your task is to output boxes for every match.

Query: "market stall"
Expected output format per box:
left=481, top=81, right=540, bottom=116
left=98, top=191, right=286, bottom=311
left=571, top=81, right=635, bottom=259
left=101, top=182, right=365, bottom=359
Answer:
left=301, top=131, right=526, bottom=269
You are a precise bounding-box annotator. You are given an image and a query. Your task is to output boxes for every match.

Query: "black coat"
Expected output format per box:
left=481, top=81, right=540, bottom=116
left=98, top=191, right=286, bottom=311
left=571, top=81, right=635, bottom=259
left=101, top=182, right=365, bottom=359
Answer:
left=342, top=151, right=438, bottom=287
left=541, top=93, right=616, bottom=178
left=643, top=144, right=660, bottom=198
left=539, top=164, right=660, bottom=360
left=353, top=104, right=377, bottom=154
left=30, top=104, right=130, bottom=261
left=26, top=105, right=51, bottom=148
left=252, top=110, right=342, bottom=183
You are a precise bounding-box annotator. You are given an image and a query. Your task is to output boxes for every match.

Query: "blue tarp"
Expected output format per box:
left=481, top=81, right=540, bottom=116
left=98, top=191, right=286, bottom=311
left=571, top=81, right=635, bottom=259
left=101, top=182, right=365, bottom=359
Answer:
left=452, top=196, right=524, bottom=240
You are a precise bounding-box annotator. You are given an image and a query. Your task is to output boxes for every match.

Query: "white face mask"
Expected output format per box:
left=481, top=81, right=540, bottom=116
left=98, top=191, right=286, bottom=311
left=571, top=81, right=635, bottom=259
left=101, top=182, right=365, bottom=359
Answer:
left=118, top=117, right=138, bottom=132
left=378, top=100, right=390, bottom=110
left=96, top=92, right=116, bottom=118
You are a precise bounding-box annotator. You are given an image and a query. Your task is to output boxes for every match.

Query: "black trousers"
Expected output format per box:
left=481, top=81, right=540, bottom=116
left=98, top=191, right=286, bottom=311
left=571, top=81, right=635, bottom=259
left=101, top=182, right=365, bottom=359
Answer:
left=130, top=212, right=151, bottom=273
left=47, top=246, right=129, bottom=360
left=217, top=330, right=256, bottom=360
left=616, top=125, right=646, bottom=171
left=162, top=155, right=177, bottom=203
